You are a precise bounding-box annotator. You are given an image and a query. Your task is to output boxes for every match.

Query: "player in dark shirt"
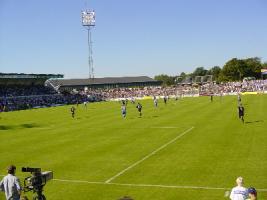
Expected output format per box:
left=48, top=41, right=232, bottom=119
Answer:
left=70, top=106, right=76, bottom=118
left=238, top=105, right=244, bottom=123
left=210, top=93, right=213, bottom=102
left=163, top=96, right=167, bottom=105
left=136, top=102, right=142, bottom=117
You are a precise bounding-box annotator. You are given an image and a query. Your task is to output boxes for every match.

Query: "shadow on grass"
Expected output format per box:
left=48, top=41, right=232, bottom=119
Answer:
left=245, top=120, right=264, bottom=124
left=0, top=125, right=15, bottom=130
left=20, top=123, right=41, bottom=129
left=0, top=123, right=43, bottom=130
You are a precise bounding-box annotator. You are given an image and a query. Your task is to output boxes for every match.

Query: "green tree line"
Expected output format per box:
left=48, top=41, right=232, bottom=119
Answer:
left=154, top=57, right=267, bottom=86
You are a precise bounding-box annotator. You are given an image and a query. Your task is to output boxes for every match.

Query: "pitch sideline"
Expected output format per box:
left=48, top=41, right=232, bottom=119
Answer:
left=52, top=178, right=267, bottom=192
left=1, top=175, right=267, bottom=192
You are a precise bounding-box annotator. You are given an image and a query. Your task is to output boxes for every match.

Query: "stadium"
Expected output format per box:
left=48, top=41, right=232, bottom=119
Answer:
left=1, top=1, right=267, bottom=200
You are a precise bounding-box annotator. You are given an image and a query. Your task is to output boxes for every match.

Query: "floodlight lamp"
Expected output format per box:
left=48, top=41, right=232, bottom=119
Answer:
left=82, top=10, right=95, bottom=26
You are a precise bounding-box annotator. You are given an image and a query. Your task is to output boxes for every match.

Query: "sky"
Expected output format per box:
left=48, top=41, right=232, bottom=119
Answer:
left=0, top=0, right=267, bottom=78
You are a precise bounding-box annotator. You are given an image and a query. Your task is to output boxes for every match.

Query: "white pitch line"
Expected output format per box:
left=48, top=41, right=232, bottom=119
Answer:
left=2, top=175, right=267, bottom=192
left=51, top=178, right=267, bottom=192
left=53, top=178, right=228, bottom=190
left=109, top=182, right=229, bottom=190
left=104, top=126, right=195, bottom=183
left=53, top=178, right=103, bottom=185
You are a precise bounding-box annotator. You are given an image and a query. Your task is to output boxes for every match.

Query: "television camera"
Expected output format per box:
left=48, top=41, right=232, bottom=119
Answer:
left=22, top=167, right=53, bottom=200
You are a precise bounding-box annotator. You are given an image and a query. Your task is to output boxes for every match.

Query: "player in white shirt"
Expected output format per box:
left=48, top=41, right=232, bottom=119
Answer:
left=130, top=97, right=135, bottom=104
left=153, top=97, right=158, bottom=107
left=230, top=177, right=248, bottom=200
left=83, top=101, right=88, bottom=109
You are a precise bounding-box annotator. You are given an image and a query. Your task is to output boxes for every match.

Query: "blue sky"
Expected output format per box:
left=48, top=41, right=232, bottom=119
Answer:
left=0, top=0, right=267, bottom=78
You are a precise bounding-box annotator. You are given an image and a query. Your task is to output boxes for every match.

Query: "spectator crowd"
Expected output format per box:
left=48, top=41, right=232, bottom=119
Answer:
left=200, top=80, right=267, bottom=95
left=84, top=79, right=267, bottom=100
left=1, top=79, right=267, bottom=112
left=0, top=85, right=90, bottom=112
left=0, top=85, right=56, bottom=97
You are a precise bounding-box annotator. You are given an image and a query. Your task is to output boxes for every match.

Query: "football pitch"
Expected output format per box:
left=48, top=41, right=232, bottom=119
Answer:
left=0, top=95, right=266, bottom=200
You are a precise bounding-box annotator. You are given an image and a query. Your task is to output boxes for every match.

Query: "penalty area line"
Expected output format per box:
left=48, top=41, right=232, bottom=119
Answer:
left=104, top=126, right=195, bottom=184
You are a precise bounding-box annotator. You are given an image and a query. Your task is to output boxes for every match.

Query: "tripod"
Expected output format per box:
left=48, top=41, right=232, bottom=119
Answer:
left=32, top=185, right=46, bottom=200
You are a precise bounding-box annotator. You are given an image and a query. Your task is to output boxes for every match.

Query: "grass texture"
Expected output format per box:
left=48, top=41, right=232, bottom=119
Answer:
left=0, top=95, right=266, bottom=200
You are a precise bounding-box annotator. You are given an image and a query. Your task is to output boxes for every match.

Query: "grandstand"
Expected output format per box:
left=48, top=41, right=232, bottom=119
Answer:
left=0, top=73, right=63, bottom=86
left=0, top=73, right=63, bottom=97
left=0, top=73, right=91, bottom=111
left=0, top=74, right=163, bottom=111
left=46, top=76, right=162, bottom=92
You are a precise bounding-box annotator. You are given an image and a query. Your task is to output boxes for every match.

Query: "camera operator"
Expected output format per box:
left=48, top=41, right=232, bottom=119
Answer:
left=0, top=165, right=22, bottom=200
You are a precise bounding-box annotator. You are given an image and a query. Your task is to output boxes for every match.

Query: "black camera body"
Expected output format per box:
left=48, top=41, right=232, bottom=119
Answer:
left=22, top=167, right=53, bottom=200
left=22, top=167, right=41, bottom=174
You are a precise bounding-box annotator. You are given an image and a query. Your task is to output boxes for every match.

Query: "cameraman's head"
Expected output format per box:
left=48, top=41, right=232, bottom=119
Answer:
left=7, top=165, right=16, bottom=175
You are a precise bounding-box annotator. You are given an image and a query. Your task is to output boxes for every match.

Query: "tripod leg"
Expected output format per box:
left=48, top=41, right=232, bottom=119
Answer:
left=33, top=194, right=46, bottom=200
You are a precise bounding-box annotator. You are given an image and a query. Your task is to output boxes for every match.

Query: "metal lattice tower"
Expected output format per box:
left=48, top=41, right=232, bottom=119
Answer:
left=82, top=10, right=95, bottom=81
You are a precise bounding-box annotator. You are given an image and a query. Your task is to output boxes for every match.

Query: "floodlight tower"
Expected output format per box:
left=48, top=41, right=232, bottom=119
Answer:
left=82, top=9, right=95, bottom=81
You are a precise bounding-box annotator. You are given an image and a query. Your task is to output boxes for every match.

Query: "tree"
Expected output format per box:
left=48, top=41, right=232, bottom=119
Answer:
left=179, top=72, right=187, bottom=78
left=154, top=74, right=175, bottom=86
left=155, top=57, right=264, bottom=84
left=208, top=66, right=221, bottom=81
left=192, top=67, right=208, bottom=78
left=262, top=62, right=267, bottom=69
left=243, top=57, right=262, bottom=79
left=220, top=58, right=247, bottom=81
left=219, top=57, right=264, bottom=81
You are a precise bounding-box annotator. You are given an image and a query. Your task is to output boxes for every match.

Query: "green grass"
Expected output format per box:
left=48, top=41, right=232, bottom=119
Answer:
left=0, top=95, right=266, bottom=200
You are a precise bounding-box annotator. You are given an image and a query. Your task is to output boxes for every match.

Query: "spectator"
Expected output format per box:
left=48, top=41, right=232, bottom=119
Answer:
left=247, top=187, right=257, bottom=200
left=230, top=177, right=248, bottom=200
